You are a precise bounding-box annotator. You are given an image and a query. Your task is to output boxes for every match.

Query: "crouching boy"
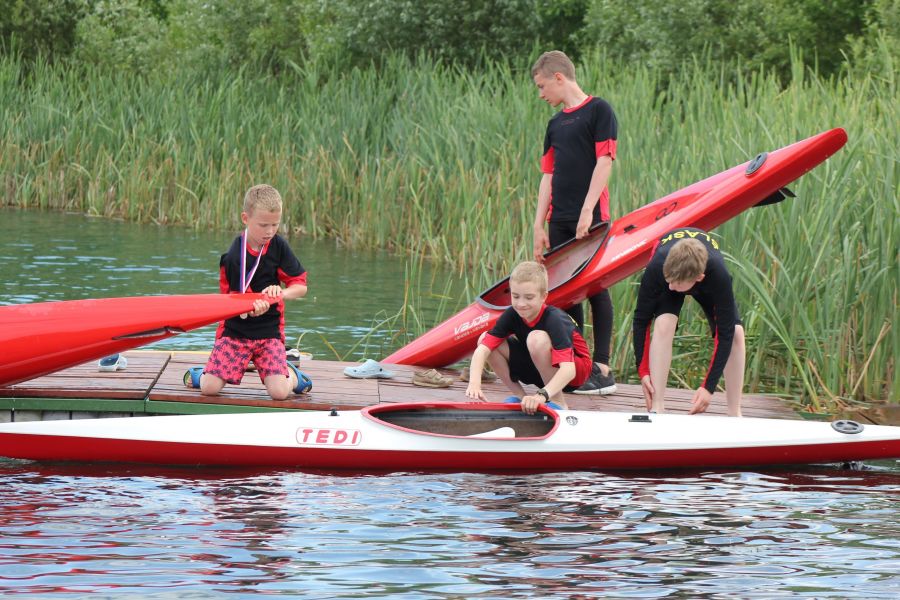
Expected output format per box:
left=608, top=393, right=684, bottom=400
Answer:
left=632, top=228, right=745, bottom=416
left=464, top=261, right=593, bottom=414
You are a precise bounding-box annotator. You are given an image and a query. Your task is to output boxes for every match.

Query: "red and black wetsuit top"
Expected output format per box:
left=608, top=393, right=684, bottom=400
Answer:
left=482, top=304, right=592, bottom=386
left=632, top=228, right=738, bottom=393
left=541, top=96, right=618, bottom=222
left=217, top=233, right=306, bottom=341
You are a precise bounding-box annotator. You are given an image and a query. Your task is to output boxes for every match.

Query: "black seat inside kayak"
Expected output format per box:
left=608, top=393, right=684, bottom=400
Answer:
left=478, top=227, right=607, bottom=309
left=374, top=409, right=556, bottom=438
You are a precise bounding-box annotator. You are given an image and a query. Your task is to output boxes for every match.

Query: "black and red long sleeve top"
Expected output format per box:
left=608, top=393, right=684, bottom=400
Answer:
left=632, top=229, right=738, bottom=393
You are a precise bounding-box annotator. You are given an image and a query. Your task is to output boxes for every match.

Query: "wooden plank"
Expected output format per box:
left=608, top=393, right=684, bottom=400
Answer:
left=0, top=352, right=169, bottom=400
left=147, top=353, right=380, bottom=411
left=563, top=385, right=795, bottom=418
left=0, top=350, right=802, bottom=420
left=370, top=362, right=787, bottom=415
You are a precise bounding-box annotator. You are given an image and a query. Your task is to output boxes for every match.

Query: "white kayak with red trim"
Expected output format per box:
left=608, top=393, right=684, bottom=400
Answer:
left=1, top=403, right=898, bottom=471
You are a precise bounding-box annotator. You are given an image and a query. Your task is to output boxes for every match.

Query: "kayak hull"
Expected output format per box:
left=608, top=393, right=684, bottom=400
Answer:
left=0, top=402, right=896, bottom=472
left=385, top=128, right=848, bottom=367
left=0, top=293, right=266, bottom=386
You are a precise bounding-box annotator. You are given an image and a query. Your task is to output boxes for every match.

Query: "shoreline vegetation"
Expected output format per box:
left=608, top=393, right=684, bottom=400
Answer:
left=1, top=50, right=896, bottom=413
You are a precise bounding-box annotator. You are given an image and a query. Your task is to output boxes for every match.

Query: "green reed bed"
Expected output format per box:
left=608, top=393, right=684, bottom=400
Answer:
left=1, top=51, right=896, bottom=410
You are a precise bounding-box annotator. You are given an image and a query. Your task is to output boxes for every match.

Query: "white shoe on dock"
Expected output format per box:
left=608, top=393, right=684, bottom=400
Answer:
left=98, top=354, right=128, bottom=372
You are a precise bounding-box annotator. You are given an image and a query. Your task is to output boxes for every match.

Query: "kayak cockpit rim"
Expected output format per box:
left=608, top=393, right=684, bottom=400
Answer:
left=475, top=222, right=611, bottom=310
left=361, top=402, right=560, bottom=440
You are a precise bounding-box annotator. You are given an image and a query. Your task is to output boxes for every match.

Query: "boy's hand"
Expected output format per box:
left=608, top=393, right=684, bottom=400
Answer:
left=465, top=383, right=486, bottom=402
left=576, top=209, right=593, bottom=239
left=261, top=285, right=283, bottom=299
left=689, top=387, right=712, bottom=414
left=640, top=375, right=655, bottom=411
left=533, top=228, right=550, bottom=262
left=520, top=394, right=544, bottom=415
left=248, top=298, right=271, bottom=317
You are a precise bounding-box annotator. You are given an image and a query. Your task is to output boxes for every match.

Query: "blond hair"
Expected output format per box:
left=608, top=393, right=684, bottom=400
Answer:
left=531, top=50, right=576, bottom=80
left=510, top=261, right=548, bottom=295
left=243, top=184, right=282, bottom=215
left=663, top=238, right=708, bottom=282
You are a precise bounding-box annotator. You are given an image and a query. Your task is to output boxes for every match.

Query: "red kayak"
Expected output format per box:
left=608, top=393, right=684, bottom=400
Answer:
left=385, top=128, right=848, bottom=367
left=1, top=403, right=897, bottom=471
left=0, top=293, right=266, bottom=387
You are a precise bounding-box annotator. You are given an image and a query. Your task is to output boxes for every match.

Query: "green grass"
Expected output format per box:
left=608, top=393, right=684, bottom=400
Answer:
left=1, top=50, right=896, bottom=411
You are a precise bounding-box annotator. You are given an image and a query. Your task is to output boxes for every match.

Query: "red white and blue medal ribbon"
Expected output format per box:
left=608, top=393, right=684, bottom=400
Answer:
left=239, top=229, right=264, bottom=293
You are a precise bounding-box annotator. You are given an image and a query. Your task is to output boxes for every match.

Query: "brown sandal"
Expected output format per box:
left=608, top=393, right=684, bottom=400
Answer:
left=412, top=368, right=453, bottom=388
left=459, top=366, right=498, bottom=383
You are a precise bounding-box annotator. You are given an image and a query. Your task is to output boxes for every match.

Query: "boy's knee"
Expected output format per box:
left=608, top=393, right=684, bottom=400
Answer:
left=733, top=325, right=745, bottom=347
left=269, top=388, right=290, bottom=401
left=654, top=314, right=678, bottom=338
left=525, top=330, right=551, bottom=351
left=199, top=374, right=223, bottom=396
left=267, top=378, right=292, bottom=401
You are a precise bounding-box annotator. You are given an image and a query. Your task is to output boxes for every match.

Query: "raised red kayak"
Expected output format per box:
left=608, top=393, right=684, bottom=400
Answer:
left=385, top=128, right=848, bottom=367
left=0, top=293, right=267, bottom=387
left=0, top=402, right=896, bottom=471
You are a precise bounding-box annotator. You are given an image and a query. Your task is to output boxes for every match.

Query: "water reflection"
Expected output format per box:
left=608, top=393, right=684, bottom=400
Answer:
left=0, top=462, right=897, bottom=597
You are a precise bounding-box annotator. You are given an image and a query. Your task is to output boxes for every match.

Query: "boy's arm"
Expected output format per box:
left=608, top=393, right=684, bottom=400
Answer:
left=531, top=362, right=575, bottom=398
left=533, top=173, right=553, bottom=261
left=632, top=268, right=660, bottom=379
left=520, top=361, right=575, bottom=414
left=272, top=242, right=307, bottom=301
left=700, top=276, right=738, bottom=394
left=281, top=282, right=307, bottom=301
left=267, top=269, right=308, bottom=301
left=465, top=344, right=492, bottom=401
left=258, top=281, right=306, bottom=301
left=255, top=277, right=307, bottom=314
left=576, top=155, right=613, bottom=238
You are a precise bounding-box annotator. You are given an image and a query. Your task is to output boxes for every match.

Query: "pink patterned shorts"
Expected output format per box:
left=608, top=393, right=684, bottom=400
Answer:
left=204, top=336, right=288, bottom=385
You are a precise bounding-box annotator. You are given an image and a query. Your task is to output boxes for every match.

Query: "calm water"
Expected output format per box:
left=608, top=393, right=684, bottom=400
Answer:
left=0, top=208, right=464, bottom=360
left=0, top=464, right=898, bottom=597
left=2, top=208, right=899, bottom=597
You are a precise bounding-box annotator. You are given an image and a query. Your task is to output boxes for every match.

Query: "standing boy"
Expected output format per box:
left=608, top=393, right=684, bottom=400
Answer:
left=464, top=261, right=593, bottom=414
left=189, top=184, right=310, bottom=401
left=632, top=228, right=745, bottom=417
left=531, top=50, right=617, bottom=395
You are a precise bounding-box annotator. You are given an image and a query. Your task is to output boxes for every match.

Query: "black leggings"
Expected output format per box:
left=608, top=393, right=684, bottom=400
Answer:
left=548, top=220, right=613, bottom=365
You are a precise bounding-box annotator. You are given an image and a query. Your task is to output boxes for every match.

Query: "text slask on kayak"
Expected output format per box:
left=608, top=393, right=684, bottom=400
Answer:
left=657, top=229, right=720, bottom=250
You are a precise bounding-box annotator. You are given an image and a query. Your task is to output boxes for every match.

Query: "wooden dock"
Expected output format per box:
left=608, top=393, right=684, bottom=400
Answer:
left=0, top=350, right=808, bottom=422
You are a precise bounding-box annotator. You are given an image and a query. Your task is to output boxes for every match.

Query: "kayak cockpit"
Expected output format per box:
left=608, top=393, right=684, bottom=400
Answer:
left=362, top=403, right=558, bottom=439
left=476, top=223, right=609, bottom=310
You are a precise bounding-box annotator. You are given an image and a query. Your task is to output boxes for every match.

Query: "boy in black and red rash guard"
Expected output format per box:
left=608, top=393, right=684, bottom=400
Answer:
left=530, top=50, right=617, bottom=396
left=464, top=261, right=592, bottom=415
left=632, top=228, right=745, bottom=417
left=195, top=184, right=309, bottom=401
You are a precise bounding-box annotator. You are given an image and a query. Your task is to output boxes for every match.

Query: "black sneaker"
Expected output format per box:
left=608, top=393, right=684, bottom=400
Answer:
left=573, top=364, right=617, bottom=395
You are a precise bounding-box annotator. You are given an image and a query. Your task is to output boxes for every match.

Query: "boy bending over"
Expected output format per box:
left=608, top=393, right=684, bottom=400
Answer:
left=465, top=261, right=592, bottom=414
left=633, top=228, right=745, bottom=416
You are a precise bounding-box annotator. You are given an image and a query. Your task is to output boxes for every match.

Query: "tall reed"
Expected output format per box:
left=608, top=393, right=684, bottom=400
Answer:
left=1, top=50, right=895, bottom=410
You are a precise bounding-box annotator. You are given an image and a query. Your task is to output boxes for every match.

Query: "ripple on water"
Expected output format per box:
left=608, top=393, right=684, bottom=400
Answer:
left=1, top=463, right=897, bottom=599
